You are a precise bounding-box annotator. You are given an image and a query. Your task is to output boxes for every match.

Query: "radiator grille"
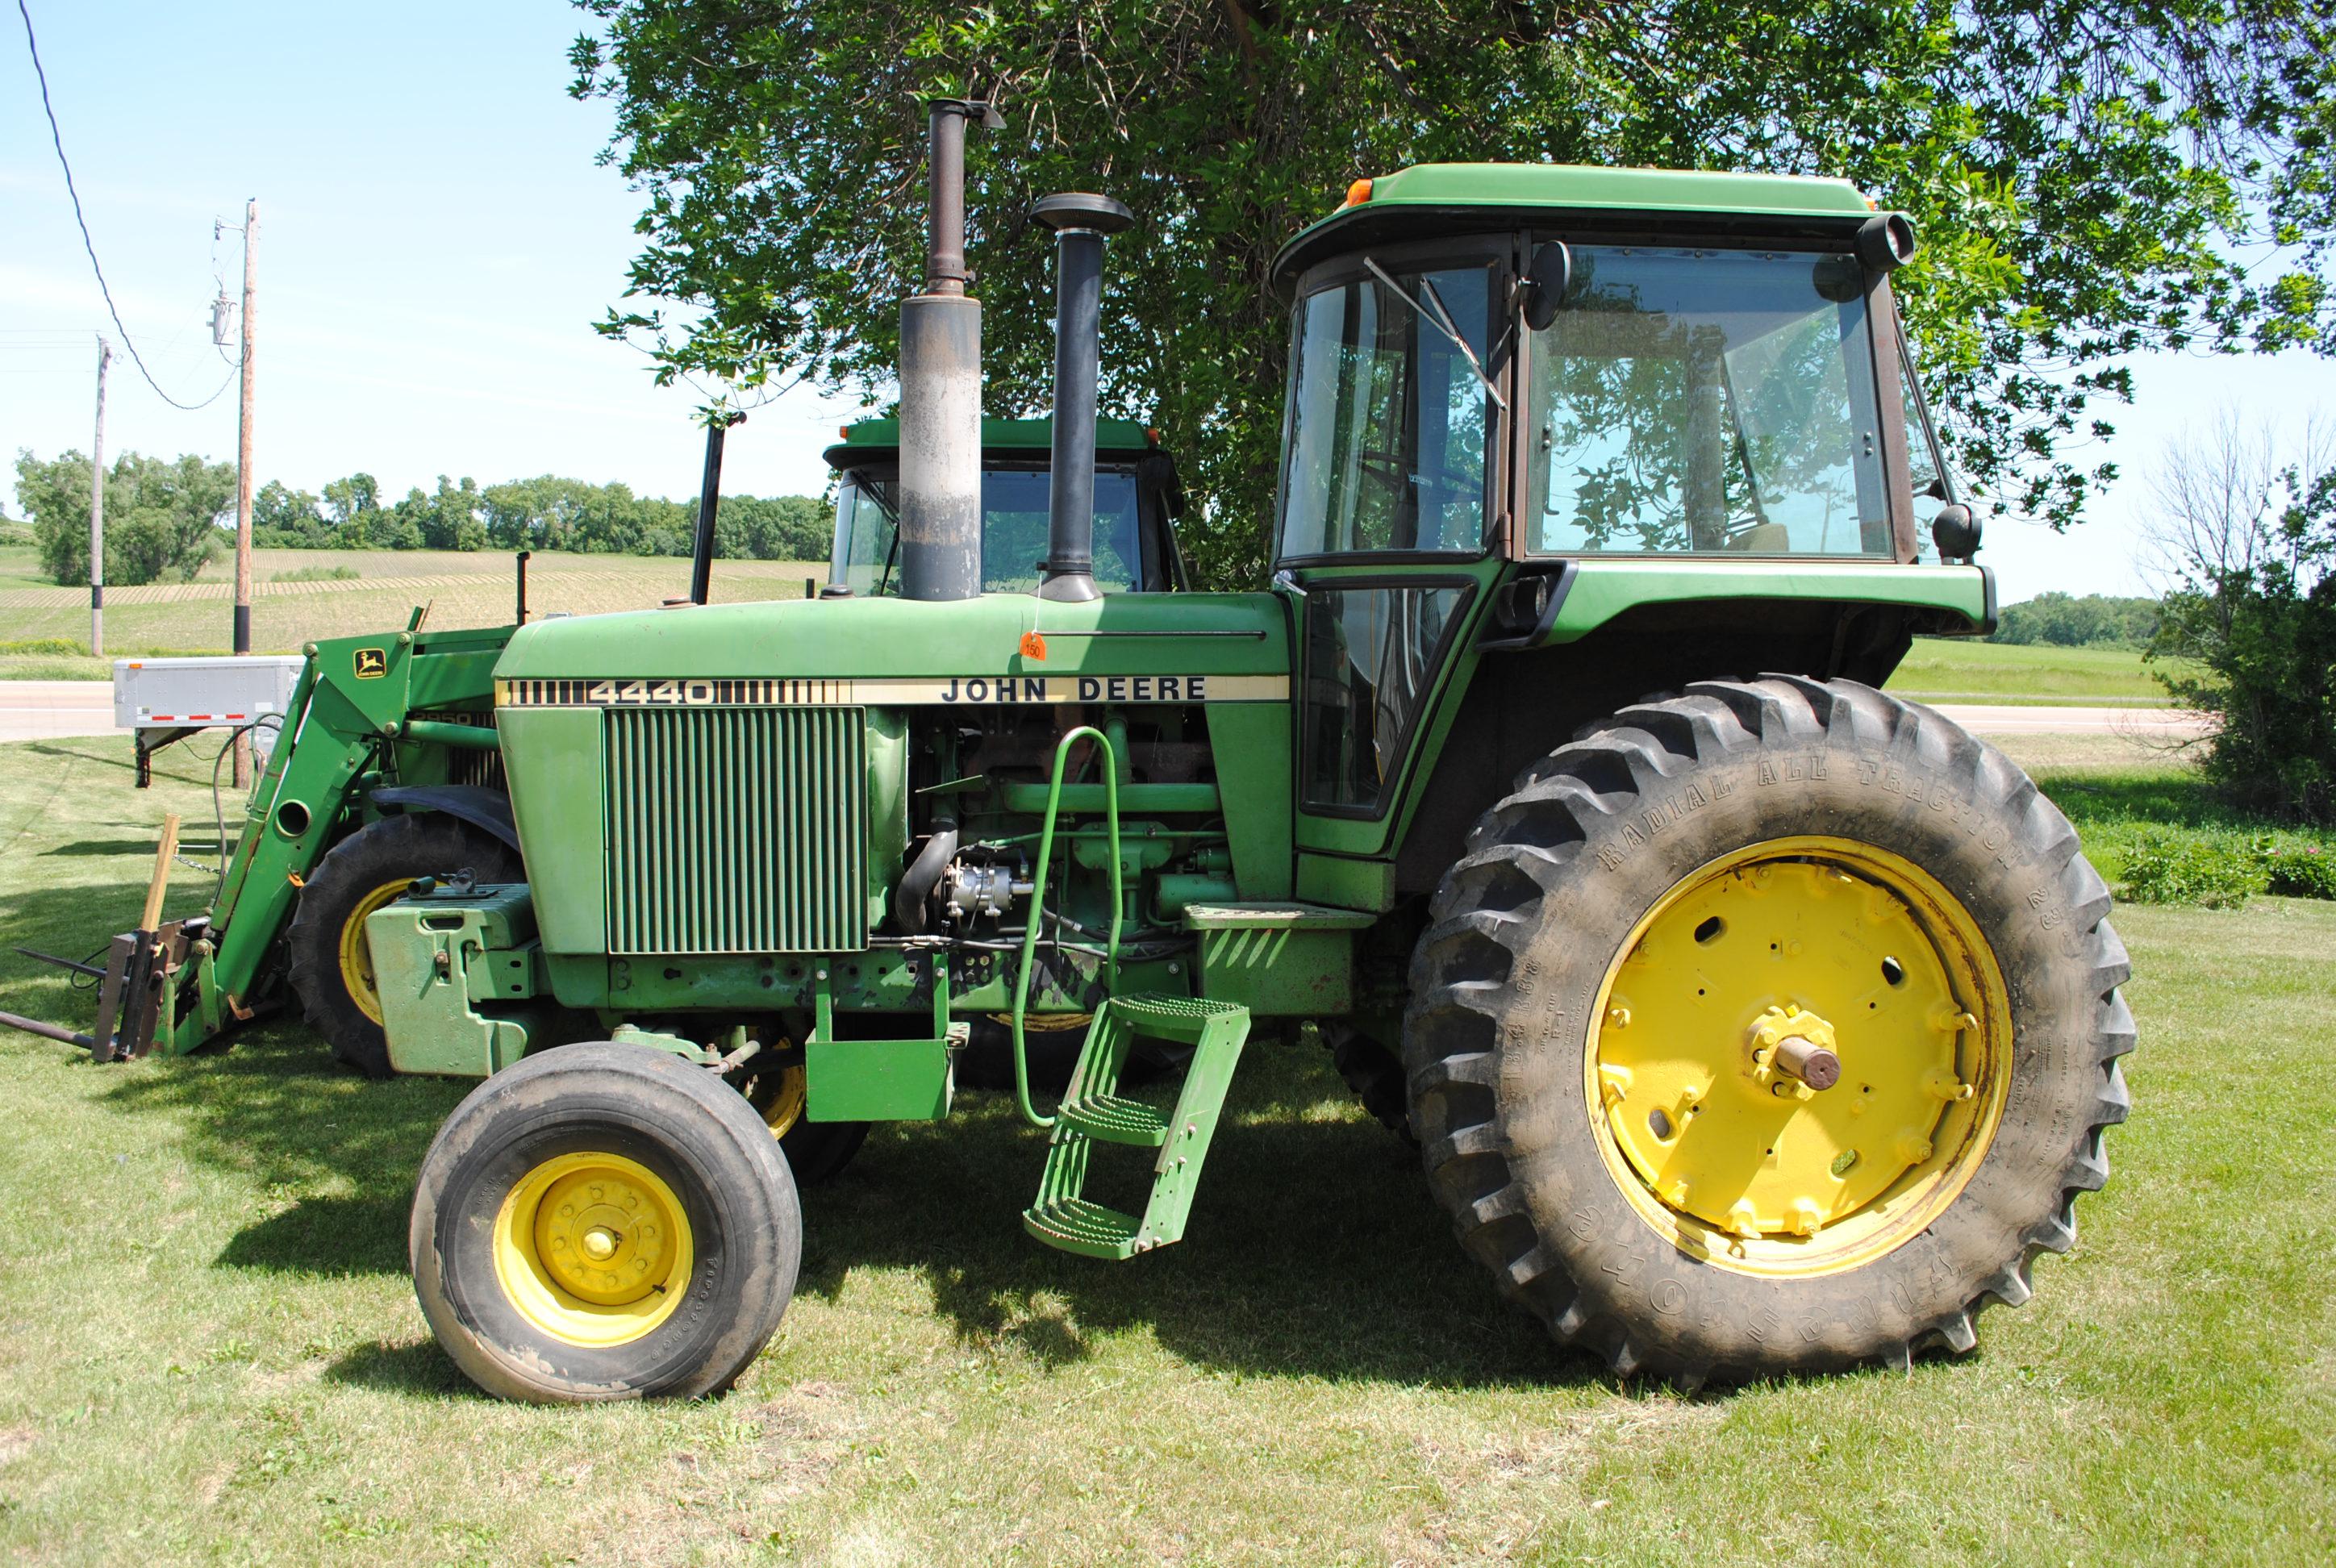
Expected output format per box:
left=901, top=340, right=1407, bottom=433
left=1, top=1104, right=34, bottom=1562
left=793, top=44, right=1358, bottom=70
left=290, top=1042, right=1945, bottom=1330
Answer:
left=603, top=706, right=867, bottom=954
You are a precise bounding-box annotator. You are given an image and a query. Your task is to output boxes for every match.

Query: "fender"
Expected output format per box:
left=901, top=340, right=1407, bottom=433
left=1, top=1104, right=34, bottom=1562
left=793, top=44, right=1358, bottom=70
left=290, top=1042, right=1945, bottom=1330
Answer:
left=370, top=784, right=519, bottom=852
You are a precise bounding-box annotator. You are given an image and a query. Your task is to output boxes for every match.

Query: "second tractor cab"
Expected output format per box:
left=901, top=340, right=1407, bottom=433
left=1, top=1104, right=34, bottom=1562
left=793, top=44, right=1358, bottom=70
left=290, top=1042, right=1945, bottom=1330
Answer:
left=824, top=416, right=1189, bottom=597
left=364, top=114, right=2119, bottom=1405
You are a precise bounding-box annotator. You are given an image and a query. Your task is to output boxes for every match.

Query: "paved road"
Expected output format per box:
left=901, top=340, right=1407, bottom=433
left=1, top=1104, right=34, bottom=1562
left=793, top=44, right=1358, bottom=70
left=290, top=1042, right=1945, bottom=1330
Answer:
left=0, top=679, right=2217, bottom=745
left=0, top=681, right=119, bottom=743
left=1921, top=703, right=2215, bottom=740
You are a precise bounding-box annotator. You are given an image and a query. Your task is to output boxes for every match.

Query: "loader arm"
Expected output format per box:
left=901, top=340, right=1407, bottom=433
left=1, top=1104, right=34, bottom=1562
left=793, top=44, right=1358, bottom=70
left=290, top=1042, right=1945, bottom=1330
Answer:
left=152, top=624, right=514, bottom=1054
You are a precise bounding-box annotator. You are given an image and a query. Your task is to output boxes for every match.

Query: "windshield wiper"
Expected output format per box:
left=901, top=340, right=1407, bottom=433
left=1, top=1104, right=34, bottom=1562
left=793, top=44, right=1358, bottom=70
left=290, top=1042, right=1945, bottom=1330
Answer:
left=1362, top=257, right=1507, bottom=413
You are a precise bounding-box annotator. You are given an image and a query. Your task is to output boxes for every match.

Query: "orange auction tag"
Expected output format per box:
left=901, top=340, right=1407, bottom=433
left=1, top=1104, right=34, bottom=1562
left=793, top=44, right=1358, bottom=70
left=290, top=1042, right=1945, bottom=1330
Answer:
left=1019, top=631, right=1049, bottom=661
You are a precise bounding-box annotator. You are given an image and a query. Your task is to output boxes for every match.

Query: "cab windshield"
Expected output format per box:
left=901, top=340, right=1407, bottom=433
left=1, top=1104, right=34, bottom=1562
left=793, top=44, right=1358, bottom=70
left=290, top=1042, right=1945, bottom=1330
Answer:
left=830, top=465, right=1145, bottom=596
left=1528, top=246, right=1890, bottom=556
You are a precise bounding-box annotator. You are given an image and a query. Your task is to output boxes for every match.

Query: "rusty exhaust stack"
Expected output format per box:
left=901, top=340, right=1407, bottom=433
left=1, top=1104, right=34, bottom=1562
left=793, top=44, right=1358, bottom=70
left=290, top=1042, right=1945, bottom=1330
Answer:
left=898, top=98, right=1000, bottom=603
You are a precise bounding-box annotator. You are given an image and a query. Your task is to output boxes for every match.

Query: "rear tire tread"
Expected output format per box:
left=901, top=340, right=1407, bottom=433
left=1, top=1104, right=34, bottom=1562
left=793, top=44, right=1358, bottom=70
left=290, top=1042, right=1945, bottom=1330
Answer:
left=1406, top=676, right=2132, bottom=1385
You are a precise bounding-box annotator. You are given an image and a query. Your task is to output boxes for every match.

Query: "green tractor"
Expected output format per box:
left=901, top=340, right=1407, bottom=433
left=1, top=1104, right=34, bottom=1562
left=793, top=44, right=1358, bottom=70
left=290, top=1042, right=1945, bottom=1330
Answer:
left=45, top=106, right=2138, bottom=1401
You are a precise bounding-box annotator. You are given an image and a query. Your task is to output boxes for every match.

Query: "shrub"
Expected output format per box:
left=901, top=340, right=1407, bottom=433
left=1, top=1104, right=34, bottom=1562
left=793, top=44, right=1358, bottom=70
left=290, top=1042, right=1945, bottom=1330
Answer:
left=2261, top=841, right=2336, bottom=900
left=270, top=565, right=361, bottom=583
left=2118, top=828, right=2271, bottom=907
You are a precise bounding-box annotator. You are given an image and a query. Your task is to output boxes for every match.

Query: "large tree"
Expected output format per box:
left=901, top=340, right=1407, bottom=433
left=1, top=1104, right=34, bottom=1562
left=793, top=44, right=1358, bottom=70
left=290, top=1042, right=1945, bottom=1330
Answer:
left=572, top=1, right=2335, bottom=584
left=14, top=448, right=236, bottom=587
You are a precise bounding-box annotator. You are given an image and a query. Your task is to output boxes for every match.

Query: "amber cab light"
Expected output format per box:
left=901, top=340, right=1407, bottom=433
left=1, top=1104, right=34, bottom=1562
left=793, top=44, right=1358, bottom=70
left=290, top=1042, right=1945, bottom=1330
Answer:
left=1341, top=177, right=1373, bottom=208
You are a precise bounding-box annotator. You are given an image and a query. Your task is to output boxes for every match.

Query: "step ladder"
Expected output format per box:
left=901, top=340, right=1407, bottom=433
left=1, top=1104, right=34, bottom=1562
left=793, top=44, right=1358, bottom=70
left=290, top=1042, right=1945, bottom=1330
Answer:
left=1022, top=993, right=1251, bottom=1260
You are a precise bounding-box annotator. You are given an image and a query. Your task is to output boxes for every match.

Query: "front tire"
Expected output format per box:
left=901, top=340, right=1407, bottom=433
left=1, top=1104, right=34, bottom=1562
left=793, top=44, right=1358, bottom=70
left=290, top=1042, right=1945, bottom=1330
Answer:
left=411, top=1042, right=802, bottom=1403
left=1406, top=677, right=2133, bottom=1386
left=286, top=813, right=519, bottom=1078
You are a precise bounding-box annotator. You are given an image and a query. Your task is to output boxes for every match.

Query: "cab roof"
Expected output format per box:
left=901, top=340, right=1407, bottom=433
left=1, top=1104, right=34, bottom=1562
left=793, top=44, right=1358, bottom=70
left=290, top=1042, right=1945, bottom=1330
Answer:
left=1273, top=162, right=1882, bottom=284
left=823, top=416, right=1158, bottom=470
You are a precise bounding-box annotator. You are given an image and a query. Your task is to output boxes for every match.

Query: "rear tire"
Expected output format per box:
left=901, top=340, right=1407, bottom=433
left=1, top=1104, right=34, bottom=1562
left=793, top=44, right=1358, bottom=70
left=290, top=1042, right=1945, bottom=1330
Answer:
left=411, top=1042, right=801, bottom=1403
left=1405, top=677, right=2132, bottom=1386
left=286, top=813, right=519, bottom=1078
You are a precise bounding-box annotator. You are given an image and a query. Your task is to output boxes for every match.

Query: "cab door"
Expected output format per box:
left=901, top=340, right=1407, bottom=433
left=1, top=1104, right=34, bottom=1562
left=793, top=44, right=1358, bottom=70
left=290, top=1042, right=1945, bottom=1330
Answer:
left=1273, top=238, right=1513, bottom=904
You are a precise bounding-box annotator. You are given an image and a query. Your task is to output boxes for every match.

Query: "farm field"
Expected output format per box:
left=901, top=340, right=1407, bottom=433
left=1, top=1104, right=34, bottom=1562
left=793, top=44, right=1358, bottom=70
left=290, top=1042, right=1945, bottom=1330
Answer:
left=1887, top=636, right=2181, bottom=706
left=0, top=734, right=2326, bottom=1565
left=0, top=547, right=827, bottom=679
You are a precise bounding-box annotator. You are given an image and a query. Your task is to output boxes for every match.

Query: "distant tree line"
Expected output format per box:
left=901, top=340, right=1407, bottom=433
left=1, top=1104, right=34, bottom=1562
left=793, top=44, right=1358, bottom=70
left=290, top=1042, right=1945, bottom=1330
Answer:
left=11, top=448, right=833, bottom=588
left=251, top=472, right=832, bottom=561
left=1986, top=592, right=2161, bottom=650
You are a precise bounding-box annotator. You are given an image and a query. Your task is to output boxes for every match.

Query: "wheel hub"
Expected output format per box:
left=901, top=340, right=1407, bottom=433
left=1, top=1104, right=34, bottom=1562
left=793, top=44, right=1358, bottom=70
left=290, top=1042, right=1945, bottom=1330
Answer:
left=1591, top=844, right=2001, bottom=1258
left=534, top=1167, right=675, bottom=1304
left=493, top=1150, right=694, bottom=1345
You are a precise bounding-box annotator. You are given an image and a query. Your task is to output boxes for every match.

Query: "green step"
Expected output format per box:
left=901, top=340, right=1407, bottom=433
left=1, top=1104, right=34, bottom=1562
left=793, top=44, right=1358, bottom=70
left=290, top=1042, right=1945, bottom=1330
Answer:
left=1023, top=1197, right=1144, bottom=1257
left=1055, top=1092, right=1170, bottom=1147
left=1021, top=992, right=1251, bottom=1261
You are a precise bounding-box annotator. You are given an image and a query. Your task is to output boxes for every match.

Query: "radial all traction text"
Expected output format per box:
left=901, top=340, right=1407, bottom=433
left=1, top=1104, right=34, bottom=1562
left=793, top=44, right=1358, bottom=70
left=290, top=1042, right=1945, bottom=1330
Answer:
left=495, top=674, right=1291, bottom=708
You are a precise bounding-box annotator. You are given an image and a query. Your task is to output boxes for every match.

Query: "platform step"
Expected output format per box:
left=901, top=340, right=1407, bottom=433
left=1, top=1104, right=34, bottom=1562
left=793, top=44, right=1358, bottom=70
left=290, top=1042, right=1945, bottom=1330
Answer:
left=1022, top=1197, right=1146, bottom=1259
left=1024, top=991, right=1251, bottom=1261
left=1103, top=992, right=1246, bottom=1042
left=1055, top=1092, right=1170, bottom=1147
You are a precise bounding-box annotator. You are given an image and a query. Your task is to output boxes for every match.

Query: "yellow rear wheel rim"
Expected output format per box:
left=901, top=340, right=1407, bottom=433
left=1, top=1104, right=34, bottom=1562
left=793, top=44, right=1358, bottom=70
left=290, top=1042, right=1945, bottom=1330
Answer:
left=338, top=878, right=413, bottom=1027
left=492, top=1151, right=694, bottom=1346
left=1584, top=835, right=2012, bottom=1279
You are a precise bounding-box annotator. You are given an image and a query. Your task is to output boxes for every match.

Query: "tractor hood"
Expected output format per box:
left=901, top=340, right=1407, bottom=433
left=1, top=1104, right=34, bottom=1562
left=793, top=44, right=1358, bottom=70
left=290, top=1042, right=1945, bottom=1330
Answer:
left=492, top=590, right=1289, bottom=702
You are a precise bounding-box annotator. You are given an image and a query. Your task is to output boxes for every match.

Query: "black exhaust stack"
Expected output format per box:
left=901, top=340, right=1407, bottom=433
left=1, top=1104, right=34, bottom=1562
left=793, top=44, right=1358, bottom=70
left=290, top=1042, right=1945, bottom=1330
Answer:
left=1031, top=192, right=1133, bottom=603
left=688, top=411, right=744, bottom=606
left=898, top=98, right=1000, bottom=603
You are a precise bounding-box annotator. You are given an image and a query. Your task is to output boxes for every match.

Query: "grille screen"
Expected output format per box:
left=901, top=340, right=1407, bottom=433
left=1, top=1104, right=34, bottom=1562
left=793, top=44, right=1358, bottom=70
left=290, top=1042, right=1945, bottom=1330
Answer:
left=603, top=706, right=867, bottom=954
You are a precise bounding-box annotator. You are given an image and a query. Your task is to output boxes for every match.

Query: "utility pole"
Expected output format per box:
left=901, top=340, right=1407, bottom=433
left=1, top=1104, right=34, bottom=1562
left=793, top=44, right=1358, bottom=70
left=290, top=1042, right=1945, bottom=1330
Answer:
left=232, top=198, right=257, bottom=787
left=90, top=336, right=109, bottom=660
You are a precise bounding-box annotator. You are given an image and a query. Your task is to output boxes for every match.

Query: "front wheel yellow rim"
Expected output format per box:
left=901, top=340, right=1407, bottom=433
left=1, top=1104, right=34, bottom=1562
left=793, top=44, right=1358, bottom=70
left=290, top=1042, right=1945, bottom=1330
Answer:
left=493, top=1151, right=695, bottom=1346
left=338, top=878, right=412, bottom=1026
left=1585, top=835, right=2013, bottom=1279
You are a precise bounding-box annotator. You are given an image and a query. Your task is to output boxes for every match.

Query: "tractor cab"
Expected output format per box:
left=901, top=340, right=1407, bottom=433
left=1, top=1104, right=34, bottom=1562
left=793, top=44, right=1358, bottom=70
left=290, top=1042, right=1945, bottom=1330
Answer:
left=822, top=416, right=1188, bottom=596
left=1271, top=165, right=1956, bottom=572
left=1264, top=165, right=1985, bottom=884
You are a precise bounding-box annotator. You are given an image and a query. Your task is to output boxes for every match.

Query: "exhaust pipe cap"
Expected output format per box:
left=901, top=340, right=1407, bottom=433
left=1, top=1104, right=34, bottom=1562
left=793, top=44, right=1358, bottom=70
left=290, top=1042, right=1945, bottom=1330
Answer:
left=1032, top=192, right=1134, bottom=236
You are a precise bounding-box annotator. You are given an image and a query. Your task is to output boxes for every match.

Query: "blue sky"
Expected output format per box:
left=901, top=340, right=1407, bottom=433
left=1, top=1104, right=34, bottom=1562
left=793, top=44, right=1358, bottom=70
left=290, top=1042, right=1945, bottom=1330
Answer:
left=4, top=1, right=2330, bottom=604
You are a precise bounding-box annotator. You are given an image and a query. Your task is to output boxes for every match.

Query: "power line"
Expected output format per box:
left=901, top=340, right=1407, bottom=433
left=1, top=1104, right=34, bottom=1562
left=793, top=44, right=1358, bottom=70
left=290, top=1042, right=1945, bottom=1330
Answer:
left=13, top=0, right=235, bottom=411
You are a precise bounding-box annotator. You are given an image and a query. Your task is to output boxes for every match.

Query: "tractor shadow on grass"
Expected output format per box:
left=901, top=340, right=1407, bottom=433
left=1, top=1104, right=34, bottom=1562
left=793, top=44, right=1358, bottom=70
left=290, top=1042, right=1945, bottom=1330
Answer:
left=782, top=1045, right=1591, bottom=1392
left=55, top=954, right=1586, bottom=1393
left=94, top=1023, right=469, bottom=1279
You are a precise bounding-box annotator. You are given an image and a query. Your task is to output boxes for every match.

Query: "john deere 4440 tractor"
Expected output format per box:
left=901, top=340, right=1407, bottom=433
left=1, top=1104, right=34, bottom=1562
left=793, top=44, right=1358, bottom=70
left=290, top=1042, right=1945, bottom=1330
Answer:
left=40, top=107, right=2137, bottom=1401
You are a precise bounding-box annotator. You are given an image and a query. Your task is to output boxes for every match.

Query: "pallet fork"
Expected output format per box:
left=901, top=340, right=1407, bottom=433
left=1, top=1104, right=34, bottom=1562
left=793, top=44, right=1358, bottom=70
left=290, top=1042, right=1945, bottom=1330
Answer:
left=0, top=814, right=215, bottom=1061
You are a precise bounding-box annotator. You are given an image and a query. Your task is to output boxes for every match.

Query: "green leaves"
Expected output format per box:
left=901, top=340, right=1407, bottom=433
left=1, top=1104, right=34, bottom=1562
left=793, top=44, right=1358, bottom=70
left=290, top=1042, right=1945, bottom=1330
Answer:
left=574, top=0, right=2336, bottom=582
left=14, top=448, right=234, bottom=587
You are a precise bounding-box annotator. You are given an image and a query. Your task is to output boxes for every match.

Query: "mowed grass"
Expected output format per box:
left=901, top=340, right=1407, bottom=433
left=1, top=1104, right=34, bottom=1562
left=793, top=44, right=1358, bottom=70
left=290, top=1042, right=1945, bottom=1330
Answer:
left=0, top=548, right=827, bottom=673
left=1886, top=636, right=2185, bottom=706
left=0, top=734, right=2329, bottom=1562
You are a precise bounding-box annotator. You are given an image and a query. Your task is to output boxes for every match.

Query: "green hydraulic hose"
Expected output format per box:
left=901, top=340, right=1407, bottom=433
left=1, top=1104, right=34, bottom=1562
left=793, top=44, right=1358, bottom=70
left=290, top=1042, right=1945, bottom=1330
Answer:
left=1008, top=725, right=1122, bottom=1129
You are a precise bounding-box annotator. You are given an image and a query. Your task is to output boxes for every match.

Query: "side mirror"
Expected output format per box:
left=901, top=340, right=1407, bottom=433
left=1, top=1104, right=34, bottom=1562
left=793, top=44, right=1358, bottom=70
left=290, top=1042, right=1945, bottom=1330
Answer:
left=1931, top=502, right=1981, bottom=562
left=1522, top=242, right=1572, bottom=331
left=1856, top=212, right=1917, bottom=273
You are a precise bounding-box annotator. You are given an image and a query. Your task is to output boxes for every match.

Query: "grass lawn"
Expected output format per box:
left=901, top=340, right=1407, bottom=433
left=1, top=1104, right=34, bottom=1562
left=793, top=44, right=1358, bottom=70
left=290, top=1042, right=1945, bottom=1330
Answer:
left=2, top=738, right=2330, bottom=1565
left=1885, top=637, right=2186, bottom=707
